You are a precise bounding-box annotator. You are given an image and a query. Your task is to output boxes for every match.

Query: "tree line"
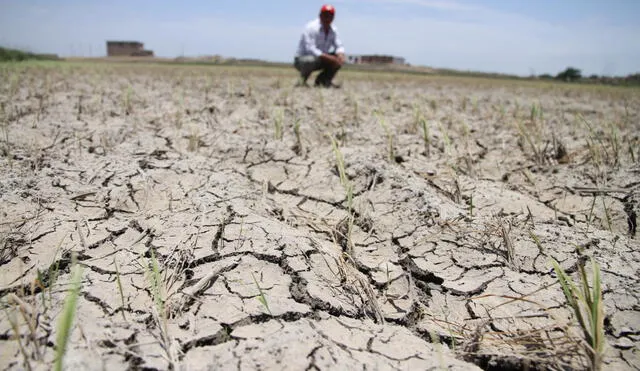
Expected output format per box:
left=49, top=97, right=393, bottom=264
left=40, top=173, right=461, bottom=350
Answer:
left=0, top=46, right=60, bottom=62
left=538, top=67, right=640, bottom=86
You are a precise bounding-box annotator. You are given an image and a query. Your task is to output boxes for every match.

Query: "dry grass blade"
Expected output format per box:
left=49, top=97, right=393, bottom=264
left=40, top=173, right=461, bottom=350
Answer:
left=516, top=121, right=544, bottom=165
left=340, top=253, right=385, bottom=324
left=113, top=258, right=127, bottom=322
left=5, top=307, right=32, bottom=371
left=292, top=117, right=303, bottom=154
left=149, top=249, right=164, bottom=314
left=166, top=258, right=240, bottom=316
left=273, top=108, right=284, bottom=141
left=375, top=112, right=395, bottom=161
left=499, top=219, right=515, bottom=268
left=330, top=134, right=348, bottom=187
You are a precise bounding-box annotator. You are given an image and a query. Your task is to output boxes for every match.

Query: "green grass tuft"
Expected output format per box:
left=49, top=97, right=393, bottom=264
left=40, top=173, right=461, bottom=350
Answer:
left=251, top=272, right=272, bottom=315
left=54, top=257, right=83, bottom=371
left=551, top=256, right=606, bottom=371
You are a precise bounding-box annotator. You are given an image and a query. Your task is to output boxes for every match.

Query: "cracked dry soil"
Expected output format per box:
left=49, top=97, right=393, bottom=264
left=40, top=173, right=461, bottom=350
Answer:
left=1, top=63, right=639, bottom=370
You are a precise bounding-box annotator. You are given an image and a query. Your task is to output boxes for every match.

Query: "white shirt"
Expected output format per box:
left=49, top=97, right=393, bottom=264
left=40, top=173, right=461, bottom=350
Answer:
left=296, top=18, right=345, bottom=57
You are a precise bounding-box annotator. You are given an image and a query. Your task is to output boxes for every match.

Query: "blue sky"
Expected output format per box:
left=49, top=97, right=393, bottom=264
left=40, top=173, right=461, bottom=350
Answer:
left=1, top=0, right=639, bottom=76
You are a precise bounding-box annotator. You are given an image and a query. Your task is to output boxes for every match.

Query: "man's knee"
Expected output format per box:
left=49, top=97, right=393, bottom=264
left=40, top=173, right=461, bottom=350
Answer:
left=295, top=56, right=320, bottom=74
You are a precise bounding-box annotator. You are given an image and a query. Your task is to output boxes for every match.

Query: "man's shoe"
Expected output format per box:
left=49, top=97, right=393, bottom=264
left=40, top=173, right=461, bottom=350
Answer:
left=296, top=75, right=311, bottom=87
left=314, top=75, right=339, bottom=88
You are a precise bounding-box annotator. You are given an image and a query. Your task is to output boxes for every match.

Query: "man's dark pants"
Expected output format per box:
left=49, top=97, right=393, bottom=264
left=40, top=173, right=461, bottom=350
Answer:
left=294, top=53, right=341, bottom=87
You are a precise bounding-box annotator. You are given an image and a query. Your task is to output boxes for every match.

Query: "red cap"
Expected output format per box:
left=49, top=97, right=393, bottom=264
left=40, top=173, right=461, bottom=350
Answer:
left=320, top=4, right=335, bottom=15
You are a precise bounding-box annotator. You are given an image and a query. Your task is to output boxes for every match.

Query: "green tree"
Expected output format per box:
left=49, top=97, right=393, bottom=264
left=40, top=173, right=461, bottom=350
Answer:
left=555, top=67, right=582, bottom=82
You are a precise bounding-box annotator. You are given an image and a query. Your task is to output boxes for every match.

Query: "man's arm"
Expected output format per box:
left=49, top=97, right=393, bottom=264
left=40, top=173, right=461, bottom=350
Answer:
left=302, top=27, right=323, bottom=58
left=319, top=53, right=341, bottom=67
left=333, top=29, right=345, bottom=65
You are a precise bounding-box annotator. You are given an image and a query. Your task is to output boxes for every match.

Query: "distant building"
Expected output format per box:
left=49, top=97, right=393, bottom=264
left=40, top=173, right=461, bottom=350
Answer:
left=347, top=54, right=406, bottom=65
left=106, top=41, right=154, bottom=57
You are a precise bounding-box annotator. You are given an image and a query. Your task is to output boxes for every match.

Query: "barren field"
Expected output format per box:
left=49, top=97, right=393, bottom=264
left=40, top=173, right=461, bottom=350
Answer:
left=1, top=62, right=639, bottom=370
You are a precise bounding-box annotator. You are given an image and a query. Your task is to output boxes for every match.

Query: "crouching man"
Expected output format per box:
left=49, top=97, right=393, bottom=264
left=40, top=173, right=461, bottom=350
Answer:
left=294, top=4, right=345, bottom=88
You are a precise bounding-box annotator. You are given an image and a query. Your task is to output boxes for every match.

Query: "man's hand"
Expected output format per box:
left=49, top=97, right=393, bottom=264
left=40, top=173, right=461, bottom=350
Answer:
left=320, top=53, right=343, bottom=68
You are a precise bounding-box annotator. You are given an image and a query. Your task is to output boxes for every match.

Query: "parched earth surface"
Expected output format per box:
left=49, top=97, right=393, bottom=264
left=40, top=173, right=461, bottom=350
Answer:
left=1, top=63, right=639, bottom=370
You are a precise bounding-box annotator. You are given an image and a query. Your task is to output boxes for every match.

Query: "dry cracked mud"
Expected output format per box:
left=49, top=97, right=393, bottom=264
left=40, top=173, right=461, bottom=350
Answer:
left=1, top=63, right=639, bottom=370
